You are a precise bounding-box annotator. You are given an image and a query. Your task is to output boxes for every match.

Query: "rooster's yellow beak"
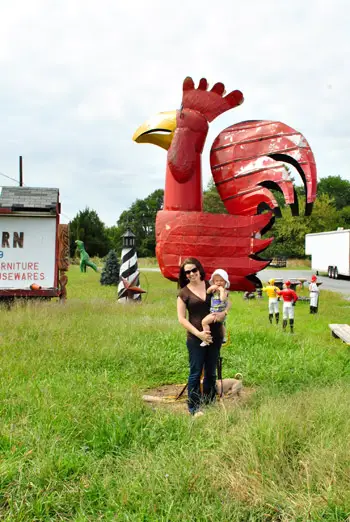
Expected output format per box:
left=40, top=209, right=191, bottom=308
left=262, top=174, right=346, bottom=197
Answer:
left=132, top=111, right=177, bottom=151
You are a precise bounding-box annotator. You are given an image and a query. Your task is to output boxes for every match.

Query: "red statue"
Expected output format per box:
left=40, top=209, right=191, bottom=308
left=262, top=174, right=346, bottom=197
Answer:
left=133, top=77, right=317, bottom=291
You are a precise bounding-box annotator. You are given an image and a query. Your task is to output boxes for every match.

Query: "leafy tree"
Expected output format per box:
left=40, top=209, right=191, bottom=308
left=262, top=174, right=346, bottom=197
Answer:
left=339, top=206, right=350, bottom=228
left=307, top=194, right=343, bottom=232
left=317, top=176, right=350, bottom=210
left=264, top=212, right=309, bottom=258
left=100, top=250, right=120, bottom=286
left=106, top=225, right=123, bottom=256
left=117, top=189, right=164, bottom=257
left=69, top=207, right=111, bottom=257
left=202, top=166, right=302, bottom=215
left=203, top=179, right=227, bottom=214
left=264, top=194, right=343, bottom=258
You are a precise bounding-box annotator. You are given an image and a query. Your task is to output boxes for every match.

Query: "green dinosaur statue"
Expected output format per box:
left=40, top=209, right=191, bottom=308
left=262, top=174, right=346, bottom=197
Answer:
left=75, top=240, right=98, bottom=273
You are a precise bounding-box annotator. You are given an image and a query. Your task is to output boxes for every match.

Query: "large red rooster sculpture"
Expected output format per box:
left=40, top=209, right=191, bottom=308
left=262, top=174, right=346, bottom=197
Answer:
left=133, top=77, right=317, bottom=291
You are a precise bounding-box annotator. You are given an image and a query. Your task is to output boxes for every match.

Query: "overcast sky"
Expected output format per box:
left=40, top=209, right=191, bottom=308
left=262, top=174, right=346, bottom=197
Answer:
left=0, top=0, right=349, bottom=226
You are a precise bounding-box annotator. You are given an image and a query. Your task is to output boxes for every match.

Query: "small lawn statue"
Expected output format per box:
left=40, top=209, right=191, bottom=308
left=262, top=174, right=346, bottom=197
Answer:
left=118, top=274, right=146, bottom=301
left=117, top=228, right=144, bottom=302
left=309, top=274, right=320, bottom=314
left=276, top=281, right=298, bottom=333
left=75, top=240, right=98, bottom=273
left=262, top=278, right=280, bottom=325
left=243, top=291, right=255, bottom=300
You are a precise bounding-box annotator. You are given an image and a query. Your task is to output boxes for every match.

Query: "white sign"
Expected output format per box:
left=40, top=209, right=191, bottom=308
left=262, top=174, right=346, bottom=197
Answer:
left=0, top=216, right=57, bottom=289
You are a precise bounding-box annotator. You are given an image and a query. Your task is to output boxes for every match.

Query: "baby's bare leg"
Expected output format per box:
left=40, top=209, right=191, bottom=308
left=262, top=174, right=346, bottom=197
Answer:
left=200, top=314, right=217, bottom=346
left=202, top=313, right=216, bottom=332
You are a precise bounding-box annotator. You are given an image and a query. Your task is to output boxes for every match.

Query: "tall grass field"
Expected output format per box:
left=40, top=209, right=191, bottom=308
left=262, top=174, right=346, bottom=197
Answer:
left=1, top=267, right=350, bottom=521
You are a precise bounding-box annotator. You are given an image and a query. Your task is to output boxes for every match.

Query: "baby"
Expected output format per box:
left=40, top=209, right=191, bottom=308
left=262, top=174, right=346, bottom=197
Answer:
left=200, top=269, right=230, bottom=347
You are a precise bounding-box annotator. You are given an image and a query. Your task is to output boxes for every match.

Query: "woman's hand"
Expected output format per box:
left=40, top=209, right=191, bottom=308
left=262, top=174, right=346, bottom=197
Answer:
left=198, top=331, right=213, bottom=344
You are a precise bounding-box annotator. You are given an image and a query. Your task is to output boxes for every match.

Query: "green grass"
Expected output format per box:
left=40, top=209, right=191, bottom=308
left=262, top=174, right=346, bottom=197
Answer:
left=0, top=267, right=350, bottom=521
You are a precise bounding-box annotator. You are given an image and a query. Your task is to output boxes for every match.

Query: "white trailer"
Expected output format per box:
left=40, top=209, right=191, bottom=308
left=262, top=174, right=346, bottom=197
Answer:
left=305, top=229, right=350, bottom=278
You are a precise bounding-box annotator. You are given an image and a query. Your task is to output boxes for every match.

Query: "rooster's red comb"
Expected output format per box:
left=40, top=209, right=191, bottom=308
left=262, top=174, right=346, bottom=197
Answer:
left=182, top=76, right=244, bottom=122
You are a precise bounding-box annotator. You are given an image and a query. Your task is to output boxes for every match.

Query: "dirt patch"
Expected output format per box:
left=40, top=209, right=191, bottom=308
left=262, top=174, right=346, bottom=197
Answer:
left=142, top=381, right=255, bottom=413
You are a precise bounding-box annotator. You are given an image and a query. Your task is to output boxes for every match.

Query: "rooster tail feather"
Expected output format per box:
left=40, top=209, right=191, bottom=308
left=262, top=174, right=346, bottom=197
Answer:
left=210, top=120, right=317, bottom=217
left=246, top=273, right=265, bottom=289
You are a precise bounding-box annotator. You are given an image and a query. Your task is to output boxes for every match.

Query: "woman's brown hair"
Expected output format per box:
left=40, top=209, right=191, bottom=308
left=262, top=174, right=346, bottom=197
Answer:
left=178, top=257, right=206, bottom=288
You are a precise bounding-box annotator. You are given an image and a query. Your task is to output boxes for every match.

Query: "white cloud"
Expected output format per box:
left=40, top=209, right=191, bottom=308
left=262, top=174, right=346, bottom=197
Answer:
left=0, top=0, right=349, bottom=225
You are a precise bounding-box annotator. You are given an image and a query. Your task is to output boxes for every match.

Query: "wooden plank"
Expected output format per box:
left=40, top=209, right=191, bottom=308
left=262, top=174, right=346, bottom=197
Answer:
left=329, top=324, right=350, bottom=345
left=142, top=395, right=173, bottom=403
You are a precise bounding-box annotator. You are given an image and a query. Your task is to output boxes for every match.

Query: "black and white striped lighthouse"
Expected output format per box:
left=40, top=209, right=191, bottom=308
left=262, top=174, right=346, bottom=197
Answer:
left=117, top=228, right=141, bottom=302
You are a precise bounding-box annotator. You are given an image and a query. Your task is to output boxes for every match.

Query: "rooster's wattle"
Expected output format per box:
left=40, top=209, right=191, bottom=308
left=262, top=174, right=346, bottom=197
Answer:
left=133, top=77, right=317, bottom=291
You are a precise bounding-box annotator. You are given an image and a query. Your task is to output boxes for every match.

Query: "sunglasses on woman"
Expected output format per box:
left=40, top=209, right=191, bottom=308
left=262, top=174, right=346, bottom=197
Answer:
left=185, top=267, right=199, bottom=275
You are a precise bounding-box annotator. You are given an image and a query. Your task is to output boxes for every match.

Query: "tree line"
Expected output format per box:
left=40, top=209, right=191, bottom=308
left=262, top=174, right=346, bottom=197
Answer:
left=69, top=189, right=164, bottom=258
left=264, top=175, right=350, bottom=258
left=69, top=176, right=350, bottom=260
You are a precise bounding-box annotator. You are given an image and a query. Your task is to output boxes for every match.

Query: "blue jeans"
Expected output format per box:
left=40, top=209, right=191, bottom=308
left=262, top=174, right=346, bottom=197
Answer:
left=186, top=336, right=222, bottom=414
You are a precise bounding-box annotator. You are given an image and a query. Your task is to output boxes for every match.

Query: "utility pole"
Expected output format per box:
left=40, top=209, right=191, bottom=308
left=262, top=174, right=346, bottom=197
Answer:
left=19, top=156, right=23, bottom=186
